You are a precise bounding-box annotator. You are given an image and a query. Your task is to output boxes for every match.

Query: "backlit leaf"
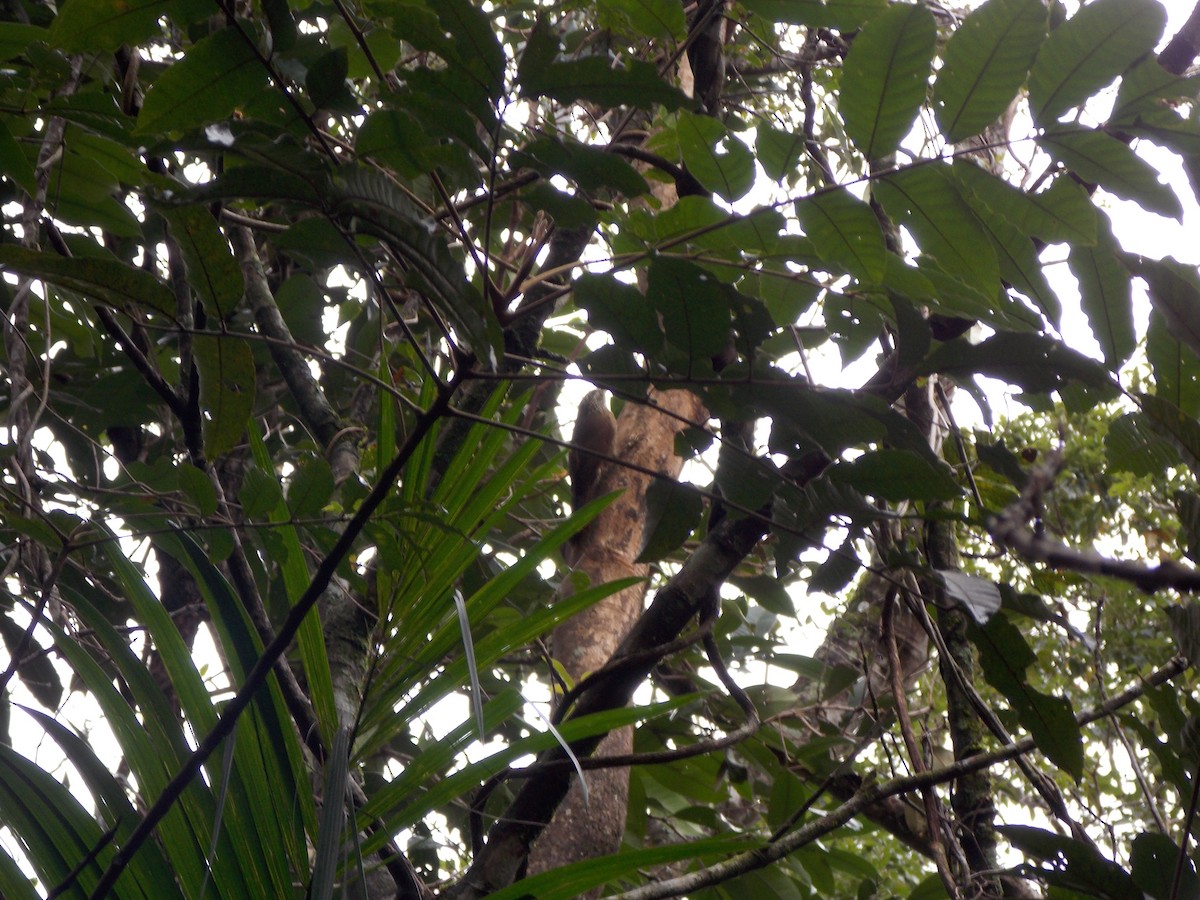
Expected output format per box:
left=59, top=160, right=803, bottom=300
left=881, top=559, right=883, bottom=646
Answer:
left=840, top=4, right=936, bottom=160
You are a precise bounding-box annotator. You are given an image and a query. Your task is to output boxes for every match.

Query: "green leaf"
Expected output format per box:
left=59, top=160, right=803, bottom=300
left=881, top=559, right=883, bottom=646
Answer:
left=187, top=166, right=323, bottom=205
left=597, top=0, right=685, bottom=40
left=795, top=188, right=887, bottom=283
left=433, top=0, right=505, bottom=102
left=1039, top=126, right=1183, bottom=221
left=240, top=466, right=287, bottom=520
left=973, top=616, right=1084, bottom=779
left=1104, top=411, right=1181, bottom=475
left=356, top=110, right=434, bottom=178
left=0, top=622, right=62, bottom=708
left=160, top=205, right=243, bottom=322
left=757, top=124, right=807, bottom=183
left=520, top=54, right=688, bottom=110
left=954, top=188, right=1060, bottom=324
left=715, top=443, right=777, bottom=511
left=830, top=449, right=960, bottom=503
left=513, top=136, right=648, bottom=197
left=0, top=120, right=36, bottom=195
left=950, top=159, right=1096, bottom=247
left=0, top=22, right=47, bottom=61
left=1146, top=311, right=1200, bottom=418
left=637, top=479, right=703, bottom=562
left=305, top=46, right=356, bottom=113
left=261, top=0, right=297, bottom=51
left=1000, top=826, right=1142, bottom=898
left=177, top=462, right=218, bottom=516
left=677, top=111, right=755, bottom=202
left=332, top=166, right=504, bottom=367
left=0, top=246, right=174, bottom=313
left=1129, top=255, right=1200, bottom=365
left=875, top=165, right=1000, bottom=294
left=920, top=332, right=1113, bottom=395
left=575, top=273, right=663, bottom=353
left=808, top=534, right=861, bottom=594
left=193, top=333, right=256, bottom=459
left=1028, top=0, right=1166, bottom=126
left=287, top=456, right=335, bottom=518
left=1131, top=832, right=1200, bottom=900
left=839, top=4, right=936, bottom=160
left=50, top=0, right=207, bottom=51
left=739, top=0, right=887, bottom=29
left=136, top=28, right=270, bottom=135
left=1167, top=605, right=1200, bottom=670
left=885, top=256, right=1040, bottom=332
left=1068, top=213, right=1134, bottom=368
left=646, top=257, right=732, bottom=360
left=933, top=0, right=1046, bottom=143
left=1112, top=57, right=1200, bottom=123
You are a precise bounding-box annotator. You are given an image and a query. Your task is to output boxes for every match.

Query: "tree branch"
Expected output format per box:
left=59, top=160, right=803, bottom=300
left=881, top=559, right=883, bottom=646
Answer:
left=609, top=656, right=1189, bottom=900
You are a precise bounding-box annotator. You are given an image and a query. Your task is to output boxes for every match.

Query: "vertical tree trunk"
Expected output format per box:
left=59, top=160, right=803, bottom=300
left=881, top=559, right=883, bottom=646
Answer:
left=528, top=389, right=705, bottom=882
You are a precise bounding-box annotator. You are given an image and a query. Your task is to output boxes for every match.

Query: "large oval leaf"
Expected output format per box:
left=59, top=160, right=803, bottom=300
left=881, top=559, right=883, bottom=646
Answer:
left=1028, top=0, right=1166, bottom=126
left=874, top=164, right=1000, bottom=294
left=193, top=333, right=256, bottom=459
left=160, top=205, right=243, bottom=322
left=1038, top=126, right=1182, bottom=221
left=934, top=0, right=1046, bottom=143
left=840, top=3, right=936, bottom=161
left=1068, top=212, right=1134, bottom=369
left=136, top=27, right=269, bottom=136
left=0, top=246, right=174, bottom=313
left=795, top=187, right=887, bottom=283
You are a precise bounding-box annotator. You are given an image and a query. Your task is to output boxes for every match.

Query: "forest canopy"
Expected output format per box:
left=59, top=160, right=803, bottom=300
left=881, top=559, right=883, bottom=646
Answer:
left=2, top=0, right=1200, bottom=897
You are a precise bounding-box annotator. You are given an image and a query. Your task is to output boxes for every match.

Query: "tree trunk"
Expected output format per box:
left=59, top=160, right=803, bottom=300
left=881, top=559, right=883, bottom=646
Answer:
left=528, top=389, right=705, bottom=882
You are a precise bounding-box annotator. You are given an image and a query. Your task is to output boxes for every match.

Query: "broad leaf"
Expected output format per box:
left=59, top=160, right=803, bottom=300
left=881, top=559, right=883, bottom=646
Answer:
left=951, top=162, right=1096, bottom=247
left=637, top=480, right=704, bottom=562
left=1039, top=126, right=1183, bottom=221
left=875, top=165, right=1000, bottom=294
left=1028, top=0, right=1166, bottom=126
left=136, top=28, right=270, bottom=135
left=0, top=246, right=174, bottom=313
left=677, top=111, right=755, bottom=202
left=575, top=273, right=664, bottom=353
left=193, top=333, right=256, bottom=459
left=739, top=0, right=887, bottom=28
left=520, top=54, right=688, bottom=110
left=972, top=615, right=1084, bottom=779
left=934, top=0, right=1046, bottom=143
left=840, top=3, right=937, bottom=160
left=160, top=205, right=243, bottom=321
left=646, top=257, right=733, bottom=360
left=829, top=449, right=960, bottom=503
left=920, top=332, right=1113, bottom=395
left=796, top=188, right=887, bottom=283
left=1069, top=214, right=1135, bottom=369
left=50, top=0, right=207, bottom=51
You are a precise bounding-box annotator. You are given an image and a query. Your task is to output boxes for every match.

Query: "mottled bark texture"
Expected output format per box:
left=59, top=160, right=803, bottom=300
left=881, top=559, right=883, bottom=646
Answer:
left=527, top=389, right=706, bottom=884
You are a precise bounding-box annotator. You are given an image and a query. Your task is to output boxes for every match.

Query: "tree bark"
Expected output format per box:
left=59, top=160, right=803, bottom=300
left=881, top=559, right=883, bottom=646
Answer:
left=527, top=389, right=705, bottom=883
